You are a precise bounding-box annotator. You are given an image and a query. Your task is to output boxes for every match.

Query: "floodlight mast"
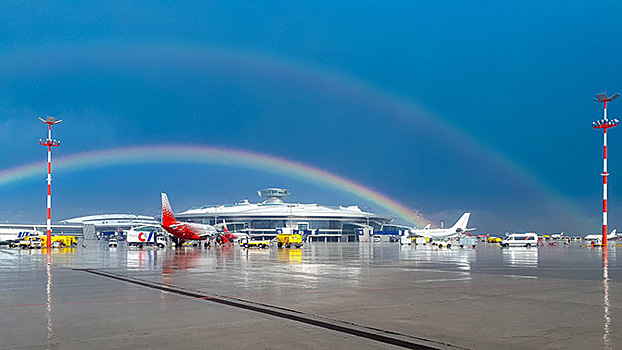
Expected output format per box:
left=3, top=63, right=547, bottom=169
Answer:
left=592, top=93, right=620, bottom=246
left=38, top=117, right=62, bottom=249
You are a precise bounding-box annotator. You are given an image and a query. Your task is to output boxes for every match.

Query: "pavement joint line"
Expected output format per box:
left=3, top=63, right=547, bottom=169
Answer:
left=77, top=268, right=470, bottom=350
left=0, top=249, right=19, bottom=255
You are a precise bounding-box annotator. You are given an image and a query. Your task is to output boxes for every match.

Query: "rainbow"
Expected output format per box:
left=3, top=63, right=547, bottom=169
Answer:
left=0, top=43, right=592, bottom=230
left=0, top=145, right=426, bottom=226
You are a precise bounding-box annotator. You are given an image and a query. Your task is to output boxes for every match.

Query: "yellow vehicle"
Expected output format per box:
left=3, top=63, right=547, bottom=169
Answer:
left=40, top=235, right=78, bottom=248
left=239, top=237, right=271, bottom=248
left=487, top=237, right=502, bottom=243
left=19, top=236, right=43, bottom=249
left=19, top=238, right=32, bottom=249
left=276, top=233, right=303, bottom=248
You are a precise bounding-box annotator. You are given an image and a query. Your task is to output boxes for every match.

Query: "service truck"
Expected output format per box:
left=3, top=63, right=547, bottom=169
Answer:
left=156, top=235, right=168, bottom=248
left=276, top=233, right=303, bottom=248
left=29, top=236, right=42, bottom=249
left=126, top=226, right=158, bottom=248
left=239, top=237, right=271, bottom=248
left=19, top=236, right=42, bottom=249
left=40, top=235, right=78, bottom=248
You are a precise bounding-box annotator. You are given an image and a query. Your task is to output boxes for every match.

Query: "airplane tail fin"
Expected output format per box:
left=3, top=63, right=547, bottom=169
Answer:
left=161, top=193, right=177, bottom=227
left=214, top=219, right=229, bottom=232
left=220, top=232, right=237, bottom=243
left=451, top=213, right=471, bottom=232
left=610, top=229, right=617, bottom=238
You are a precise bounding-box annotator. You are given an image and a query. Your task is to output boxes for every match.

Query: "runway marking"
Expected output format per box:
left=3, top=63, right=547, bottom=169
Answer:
left=2, top=296, right=184, bottom=308
left=502, top=274, right=538, bottom=279
left=78, top=268, right=468, bottom=350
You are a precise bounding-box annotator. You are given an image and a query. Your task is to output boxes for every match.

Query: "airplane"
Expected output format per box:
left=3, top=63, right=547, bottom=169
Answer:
left=160, top=193, right=237, bottom=246
left=217, top=219, right=249, bottom=243
left=408, top=213, right=473, bottom=239
left=584, top=229, right=617, bottom=242
left=0, top=227, right=41, bottom=246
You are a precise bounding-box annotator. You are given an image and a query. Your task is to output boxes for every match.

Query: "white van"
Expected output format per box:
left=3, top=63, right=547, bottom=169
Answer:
left=500, top=233, right=538, bottom=247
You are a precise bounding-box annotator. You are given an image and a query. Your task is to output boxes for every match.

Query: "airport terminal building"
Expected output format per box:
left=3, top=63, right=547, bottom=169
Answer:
left=60, top=214, right=160, bottom=239
left=176, top=188, right=402, bottom=242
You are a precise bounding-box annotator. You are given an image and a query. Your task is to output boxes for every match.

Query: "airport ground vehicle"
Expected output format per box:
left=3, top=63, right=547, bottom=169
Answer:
left=156, top=235, right=168, bottom=248
left=433, top=239, right=452, bottom=248
left=411, top=237, right=429, bottom=245
left=239, top=237, right=271, bottom=248
left=487, top=237, right=502, bottom=243
left=40, top=235, right=78, bottom=248
left=126, top=226, right=158, bottom=248
left=29, top=237, right=42, bottom=249
left=276, top=233, right=303, bottom=248
left=400, top=235, right=429, bottom=245
left=108, top=238, right=118, bottom=248
left=18, top=236, right=43, bottom=249
left=500, top=233, right=538, bottom=247
left=459, top=236, right=477, bottom=248
left=19, top=238, right=31, bottom=249
left=399, top=235, right=411, bottom=245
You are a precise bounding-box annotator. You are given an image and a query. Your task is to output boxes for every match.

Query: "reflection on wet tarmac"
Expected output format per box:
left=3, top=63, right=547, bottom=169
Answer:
left=45, top=253, right=52, bottom=349
left=277, top=248, right=302, bottom=263
left=2, top=241, right=621, bottom=350
left=127, top=248, right=156, bottom=269
left=603, top=247, right=611, bottom=350
left=502, top=247, right=538, bottom=267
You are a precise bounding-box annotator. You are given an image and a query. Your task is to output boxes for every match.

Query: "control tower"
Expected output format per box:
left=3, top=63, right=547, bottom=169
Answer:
left=257, top=188, right=290, bottom=204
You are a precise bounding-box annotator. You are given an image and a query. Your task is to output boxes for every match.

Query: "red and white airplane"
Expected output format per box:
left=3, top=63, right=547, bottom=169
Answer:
left=161, top=192, right=237, bottom=245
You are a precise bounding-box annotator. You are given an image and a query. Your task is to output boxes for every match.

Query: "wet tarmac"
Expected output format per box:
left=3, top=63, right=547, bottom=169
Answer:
left=1, top=241, right=620, bottom=349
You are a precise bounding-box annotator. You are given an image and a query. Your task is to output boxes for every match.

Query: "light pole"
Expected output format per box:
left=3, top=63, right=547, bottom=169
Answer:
left=412, top=209, right=421, bottom=229
left=38, top=117, right=62, bottom=249
left=592, top=92, right=620, bottom=246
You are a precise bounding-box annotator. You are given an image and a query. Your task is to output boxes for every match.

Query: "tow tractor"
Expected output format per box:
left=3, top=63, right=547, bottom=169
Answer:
left=432, top=238, right=453, bottom=248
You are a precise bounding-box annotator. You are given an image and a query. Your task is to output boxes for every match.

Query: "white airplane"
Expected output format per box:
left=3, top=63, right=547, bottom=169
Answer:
left=584, top=229, right=617, bottom=242
left=0, top=227, right=41, bottom=245
left=408, top=213, right=473, bottom=239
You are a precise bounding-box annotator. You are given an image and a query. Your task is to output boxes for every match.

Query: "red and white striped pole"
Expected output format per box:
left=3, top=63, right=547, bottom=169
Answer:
left=38, top=117, right=62, bottom=249
left=593, top=93, right=620, bottom=246
left=603, top=118, right=609, bottom=246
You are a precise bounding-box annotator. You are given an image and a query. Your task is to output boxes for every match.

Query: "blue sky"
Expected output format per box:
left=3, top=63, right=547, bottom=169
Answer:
left=1, top=1, right=621, bottom=234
